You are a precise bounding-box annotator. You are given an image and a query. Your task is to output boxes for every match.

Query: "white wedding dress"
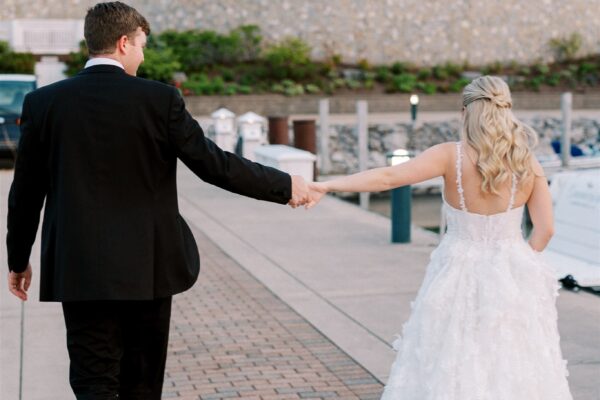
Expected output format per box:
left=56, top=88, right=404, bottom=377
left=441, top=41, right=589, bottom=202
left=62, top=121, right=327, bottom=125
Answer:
left=381, top=142, right=572, bottom=400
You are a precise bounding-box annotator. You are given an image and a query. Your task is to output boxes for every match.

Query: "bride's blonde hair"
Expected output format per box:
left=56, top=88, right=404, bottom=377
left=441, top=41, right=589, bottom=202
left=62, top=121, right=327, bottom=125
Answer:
left=462, top=75, right=537, bottom=195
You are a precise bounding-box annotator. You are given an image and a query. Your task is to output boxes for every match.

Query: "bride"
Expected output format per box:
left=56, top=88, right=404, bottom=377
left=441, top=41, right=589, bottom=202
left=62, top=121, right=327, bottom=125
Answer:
left=307, top=76, right=572, bottom=399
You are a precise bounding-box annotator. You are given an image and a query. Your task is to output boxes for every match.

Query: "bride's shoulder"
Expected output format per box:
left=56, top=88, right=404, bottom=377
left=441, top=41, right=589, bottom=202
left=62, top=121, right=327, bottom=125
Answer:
left=426, top=141, right=457, bottom=152
left=424, top=142, right=458, bottom=159
left=417, top=142, right=456, bottom=170
left=530, top=155, right=545, bottom=178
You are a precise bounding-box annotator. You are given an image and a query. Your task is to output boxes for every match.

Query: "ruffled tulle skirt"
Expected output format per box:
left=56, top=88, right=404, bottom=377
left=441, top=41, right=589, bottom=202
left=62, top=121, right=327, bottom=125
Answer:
left=380, top=237, right=572, bottom=400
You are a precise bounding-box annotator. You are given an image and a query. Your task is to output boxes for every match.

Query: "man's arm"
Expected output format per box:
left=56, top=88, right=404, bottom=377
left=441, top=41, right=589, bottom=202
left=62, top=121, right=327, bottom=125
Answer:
left=6, top=94, right=48, bottom=274
left=167, top=88, right=307, bottom=205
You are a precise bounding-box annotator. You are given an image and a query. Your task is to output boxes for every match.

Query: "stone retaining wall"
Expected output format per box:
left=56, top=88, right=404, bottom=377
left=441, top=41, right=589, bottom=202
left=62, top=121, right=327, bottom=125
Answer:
left=325, top=117, right=600, bottom=174
left=2, top=0, right=599, bottom=65
left=184, top=92, right=600, bottom=116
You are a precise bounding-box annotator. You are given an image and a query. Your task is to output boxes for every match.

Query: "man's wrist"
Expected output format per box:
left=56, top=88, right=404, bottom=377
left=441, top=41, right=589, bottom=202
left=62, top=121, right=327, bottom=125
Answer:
left=9, top=263, right=28, bottom=274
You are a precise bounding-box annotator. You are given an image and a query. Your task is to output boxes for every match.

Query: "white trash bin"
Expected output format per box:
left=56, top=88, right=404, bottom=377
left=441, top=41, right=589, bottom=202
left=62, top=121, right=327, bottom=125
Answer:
left=211, top=107, right=236, bottom=152
left=237, top=112, right=267, bottom=161
left=254, top=145, right=316, bottom=182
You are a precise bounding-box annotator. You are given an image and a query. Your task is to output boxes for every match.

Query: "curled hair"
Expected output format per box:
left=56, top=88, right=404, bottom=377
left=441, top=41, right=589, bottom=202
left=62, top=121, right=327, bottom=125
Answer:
left=462, top=75, right=538, bottom=194
left=84, top=2, right=150, bottom=56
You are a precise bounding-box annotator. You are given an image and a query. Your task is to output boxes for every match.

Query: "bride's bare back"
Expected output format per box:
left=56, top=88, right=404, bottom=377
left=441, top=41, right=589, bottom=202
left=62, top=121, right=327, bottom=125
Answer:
left=443, top=141, right=535, bottom=215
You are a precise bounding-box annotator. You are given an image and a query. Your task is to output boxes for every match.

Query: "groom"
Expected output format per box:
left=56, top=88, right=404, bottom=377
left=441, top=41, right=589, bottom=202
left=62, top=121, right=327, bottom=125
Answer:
left=6, top=2, right=308, bottom=399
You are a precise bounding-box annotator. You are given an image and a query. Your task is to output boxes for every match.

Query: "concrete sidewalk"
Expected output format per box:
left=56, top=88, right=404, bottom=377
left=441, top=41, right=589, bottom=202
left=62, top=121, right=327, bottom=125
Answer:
left=1, top=164, right=599, bottom=399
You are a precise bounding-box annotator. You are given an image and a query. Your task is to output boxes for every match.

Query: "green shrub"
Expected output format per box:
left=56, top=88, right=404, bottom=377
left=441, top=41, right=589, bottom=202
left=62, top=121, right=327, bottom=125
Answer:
left=326, top=69, right=340, bottom=80
left=305, top=83, right=321, bottom=94
left=0, top=52, right=36, bottom=74
left=289, top=63, right=319, bottom=81
left=271, top=83, right=285, bottom=93
left=332, top=54, right=343, bottom=65
left=577, top=62, right=598, bottom=79
left=545, top=73, right=561, bottom=87
left=332, top=77, right=346, bottom=88
left=230, top=25, right=262, bottom=61
left=284, top=83, right=304, bottom=96
left=519, top=66, right=531, bottom=76
left=449, top=77, right=471, bottom=93
left=432, top=65, right=449, bottom=80
left=534, top=63, right=550, bottom=75
left=362, top=71, right=376, bottom=81
left=138, top=47, right=181, bottom=83
left=417, top=68, right=433, bottom=80
left=549, top=33, right=582, bottom=61
left=483, top=61, right=503, bottom=75
left=264, top=37, right=311, bottom=67
left=0, top=41, right=36, bottom=74
left=238, top=73, right=257, bottom=86
left=390, top=61, right=408, bottom=75
left=358, top=58, right=371, bottom=71
left=443, top=62, right=463, bottom=78
left=527, top=76, right=544, bottom=91
left=269, top=79, right=307, bottom=96
left=223, top=84, right=238, bottom=95
left=158, top=26, right=261, bottom=71
left=390, top=73, right=417, bottom=92
left=431, top=62, right=464, bottom=80
left=218, top=67, right=235, bottom=82
left=182, top=74, right=227, bottom=95
left=263, top=37, right=314, bottom=81
left=375, top=66, right=392, bottom=83
left=64, top=40, right=88, bottom=76
left=345, top=78, right=362, bottom=90
left=237, top=85, right=253, bottom=94
left=417, top=81, right=437, bottom=94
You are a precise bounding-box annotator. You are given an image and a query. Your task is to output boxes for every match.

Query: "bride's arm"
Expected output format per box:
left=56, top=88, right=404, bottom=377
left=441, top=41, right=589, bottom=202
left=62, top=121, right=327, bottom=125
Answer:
left=527, top=157, right=554, bottom=252
left=321, top=142, right=450, bottom=193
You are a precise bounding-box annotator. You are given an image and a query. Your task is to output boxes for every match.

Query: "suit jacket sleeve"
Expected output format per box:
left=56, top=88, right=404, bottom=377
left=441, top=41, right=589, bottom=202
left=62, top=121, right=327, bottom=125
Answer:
left=167, top=88, right=292, bottom=204
left=6, top=94, right=48, bottom=273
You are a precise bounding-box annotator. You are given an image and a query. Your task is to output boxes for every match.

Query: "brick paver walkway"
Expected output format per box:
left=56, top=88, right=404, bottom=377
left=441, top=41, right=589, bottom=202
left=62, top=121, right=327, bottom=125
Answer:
left=162, top=227, right=384, bottom=400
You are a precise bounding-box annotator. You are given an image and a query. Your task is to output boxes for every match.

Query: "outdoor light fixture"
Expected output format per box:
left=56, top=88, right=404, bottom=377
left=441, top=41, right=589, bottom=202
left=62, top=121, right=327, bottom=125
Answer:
left=410, top=94, right=419, bottom=122
left=389, top=148, right=413, bottom=166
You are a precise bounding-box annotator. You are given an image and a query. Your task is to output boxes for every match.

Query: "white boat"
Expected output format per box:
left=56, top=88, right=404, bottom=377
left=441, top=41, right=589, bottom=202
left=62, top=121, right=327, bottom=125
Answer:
left=542, top=169, right=600, bottom=290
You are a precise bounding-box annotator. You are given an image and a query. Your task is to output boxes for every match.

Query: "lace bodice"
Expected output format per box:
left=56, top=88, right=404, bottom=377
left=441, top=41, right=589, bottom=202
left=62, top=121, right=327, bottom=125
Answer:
left=443, top=142, right=524, bottom=242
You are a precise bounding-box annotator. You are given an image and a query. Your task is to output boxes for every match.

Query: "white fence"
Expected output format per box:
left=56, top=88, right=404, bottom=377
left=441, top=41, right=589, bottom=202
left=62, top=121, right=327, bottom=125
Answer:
left=0, top=19, right=83, bottom=54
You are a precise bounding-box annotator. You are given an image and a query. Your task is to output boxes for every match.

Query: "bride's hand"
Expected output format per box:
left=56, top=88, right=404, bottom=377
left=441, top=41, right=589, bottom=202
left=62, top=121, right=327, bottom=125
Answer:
left=305, top=182, right=328, bottom=209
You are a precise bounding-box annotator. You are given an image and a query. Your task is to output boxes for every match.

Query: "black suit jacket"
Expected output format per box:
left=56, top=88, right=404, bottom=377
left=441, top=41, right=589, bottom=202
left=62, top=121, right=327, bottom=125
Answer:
left=6, top=65, right=291, bottom=301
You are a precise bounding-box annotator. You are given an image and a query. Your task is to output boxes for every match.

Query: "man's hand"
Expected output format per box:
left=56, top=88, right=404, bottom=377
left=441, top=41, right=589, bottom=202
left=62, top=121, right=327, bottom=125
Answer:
left=8, top=263, right=32, bottom=301
left=289, top=175, right=310, bottom=208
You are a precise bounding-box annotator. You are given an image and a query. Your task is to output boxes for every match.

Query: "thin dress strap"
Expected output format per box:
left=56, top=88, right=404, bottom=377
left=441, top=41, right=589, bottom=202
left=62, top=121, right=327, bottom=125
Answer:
left=507, top=173, right=518, bottom=211
left=455, top=142, right=467, bottom=211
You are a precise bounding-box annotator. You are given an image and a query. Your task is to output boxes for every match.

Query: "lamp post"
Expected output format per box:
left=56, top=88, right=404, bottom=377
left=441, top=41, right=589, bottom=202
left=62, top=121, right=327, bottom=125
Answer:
left=408, top=94, right=419, bottom=149
left=387, top=149, right=414, bottom=243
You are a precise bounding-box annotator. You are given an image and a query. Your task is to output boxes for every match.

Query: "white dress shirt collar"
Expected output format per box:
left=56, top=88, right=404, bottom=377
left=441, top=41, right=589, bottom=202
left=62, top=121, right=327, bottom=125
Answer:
left=84, top=57, right=125, bottom=69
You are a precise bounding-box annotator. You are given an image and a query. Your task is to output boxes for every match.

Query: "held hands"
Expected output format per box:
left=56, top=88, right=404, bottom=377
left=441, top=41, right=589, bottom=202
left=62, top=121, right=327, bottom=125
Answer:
left=8, top=263, right=32, bottom=301
left=288, top=175, right=328, bottom=209
left=305, top=182, right=327, bottom=209
left=288, top=175, right=310, bottom=208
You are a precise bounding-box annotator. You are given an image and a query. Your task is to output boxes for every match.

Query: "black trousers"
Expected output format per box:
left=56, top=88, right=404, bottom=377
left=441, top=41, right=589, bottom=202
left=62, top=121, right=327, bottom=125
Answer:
left=61, top=297, right=172, bottom=400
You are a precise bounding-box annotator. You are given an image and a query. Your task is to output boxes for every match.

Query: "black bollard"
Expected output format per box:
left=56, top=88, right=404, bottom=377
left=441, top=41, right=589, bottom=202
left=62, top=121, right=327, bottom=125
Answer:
left=391, top=185, right=411, bottom=243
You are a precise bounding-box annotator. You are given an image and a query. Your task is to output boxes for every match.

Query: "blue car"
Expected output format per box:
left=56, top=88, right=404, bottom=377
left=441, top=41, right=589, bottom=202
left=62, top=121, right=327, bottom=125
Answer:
left=0, top=74, right=37, bottom=160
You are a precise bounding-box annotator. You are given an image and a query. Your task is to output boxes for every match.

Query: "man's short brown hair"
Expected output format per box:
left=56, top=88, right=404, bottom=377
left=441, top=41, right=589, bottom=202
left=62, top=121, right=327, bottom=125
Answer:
left=84, top=1, right=150, bottom=56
